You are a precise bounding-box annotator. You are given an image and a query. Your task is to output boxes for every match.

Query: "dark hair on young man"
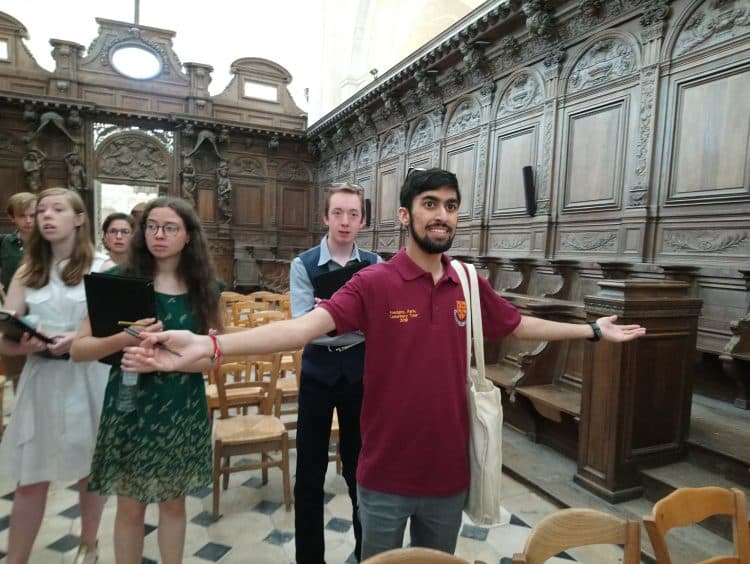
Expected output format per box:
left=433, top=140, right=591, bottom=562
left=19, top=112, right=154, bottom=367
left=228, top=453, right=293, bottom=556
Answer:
left=102, top=212, right=135, bottom=233
left=399, top=168, right=461, bottom=211
left=124, top=197, right=221, bottom=333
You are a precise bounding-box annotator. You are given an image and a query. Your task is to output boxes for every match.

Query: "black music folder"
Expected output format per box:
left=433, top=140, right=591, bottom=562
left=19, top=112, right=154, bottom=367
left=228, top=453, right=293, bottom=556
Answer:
left=312, top=261, right=370, bottom=299
left=0, top=310, right=55, bottom=343
left=83, top=272, right=156, bottom=365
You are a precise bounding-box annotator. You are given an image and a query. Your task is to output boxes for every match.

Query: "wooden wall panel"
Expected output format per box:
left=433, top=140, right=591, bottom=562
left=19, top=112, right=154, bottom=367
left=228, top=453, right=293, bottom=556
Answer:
left=492, top=127, right=537, bottom=214
left=671, top=70, right=750, bottom=197
left=378, top=165, right=399, bottom=226
left=563, top=103, right=625, bottom=210
left=280, top=186, right=308, bottom=230
left=445, top=142, right=476, bottom=217
left=234, top=184, right=264, bottom=227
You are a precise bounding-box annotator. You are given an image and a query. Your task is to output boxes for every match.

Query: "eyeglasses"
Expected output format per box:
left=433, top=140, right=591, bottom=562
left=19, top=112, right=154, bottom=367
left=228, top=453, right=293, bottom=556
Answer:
left=145, top=222, right=182, bottom=237
left=406, top=167, right=426, bottom=179
left=106, top=228, right=132, bottom=237
left=329, top=182, right=364, bottom=192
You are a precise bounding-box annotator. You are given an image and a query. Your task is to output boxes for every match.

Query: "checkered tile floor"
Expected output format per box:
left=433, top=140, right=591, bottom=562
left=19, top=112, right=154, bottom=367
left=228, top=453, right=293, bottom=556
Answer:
left=0, top=381, right=624, bottom=563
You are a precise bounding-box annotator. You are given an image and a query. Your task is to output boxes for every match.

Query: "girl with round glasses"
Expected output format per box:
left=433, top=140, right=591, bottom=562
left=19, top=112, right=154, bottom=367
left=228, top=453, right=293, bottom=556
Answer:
left=101, top=212, right=135, bottom=268
left=72, top=197, right=222, bottom=563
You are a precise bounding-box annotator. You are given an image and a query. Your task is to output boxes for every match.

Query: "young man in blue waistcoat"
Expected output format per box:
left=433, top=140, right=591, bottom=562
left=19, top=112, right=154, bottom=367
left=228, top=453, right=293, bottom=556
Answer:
left=289, top=182, right=381, bottom=563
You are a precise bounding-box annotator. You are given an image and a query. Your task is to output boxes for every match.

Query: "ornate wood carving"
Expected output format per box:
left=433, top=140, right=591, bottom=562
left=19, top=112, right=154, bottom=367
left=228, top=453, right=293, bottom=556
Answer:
left=380, top=131, right=401, bottom=160
left=96, top=133, right=169, bottom=182
left=278, top=161, right=311, bottom=182
left=663, top=231, right=749, bottom=253
left=490, top=234, right=531, bottom=251
left=447, top=100, right=481, bottom=136
left=522, top=0, right=559, bottom=41
left=560, top=232, right=617, bottom=251
left=568, top=38, right=636, bottom=93
left=340, top=148, right=354, bottom=173
left=498, top=73, right=543, bottom=117
left=230, top=156, right=265, bottom=177
left=675, top=0, right=750, bottom=56
left=409, top=118, right=434, bottom=151
left=357, top=139, right=376, bottom=168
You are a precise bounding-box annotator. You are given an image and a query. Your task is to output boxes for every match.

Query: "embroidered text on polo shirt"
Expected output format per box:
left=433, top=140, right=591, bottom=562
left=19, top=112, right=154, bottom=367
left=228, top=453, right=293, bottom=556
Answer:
left=389, top=308, right=419, bottom=323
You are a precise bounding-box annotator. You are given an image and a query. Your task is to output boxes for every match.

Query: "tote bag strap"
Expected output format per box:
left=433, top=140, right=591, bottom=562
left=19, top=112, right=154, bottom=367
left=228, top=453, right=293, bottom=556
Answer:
left=450, top=260, right=488, bottom=388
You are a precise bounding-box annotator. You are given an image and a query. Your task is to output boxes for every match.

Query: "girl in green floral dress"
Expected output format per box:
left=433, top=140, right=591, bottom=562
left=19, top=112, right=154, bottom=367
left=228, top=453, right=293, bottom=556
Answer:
left=72, top=197, right=221, bottom=564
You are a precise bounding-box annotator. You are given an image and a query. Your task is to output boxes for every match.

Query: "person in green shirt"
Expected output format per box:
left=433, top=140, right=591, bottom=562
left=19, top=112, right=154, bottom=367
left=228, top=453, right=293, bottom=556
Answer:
left=1, top=191, right=37, bottom=391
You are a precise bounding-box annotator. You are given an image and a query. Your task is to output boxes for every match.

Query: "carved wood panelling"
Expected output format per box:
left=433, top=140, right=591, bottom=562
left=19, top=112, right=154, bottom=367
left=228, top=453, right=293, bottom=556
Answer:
left=409, top=118, right=435, bottom=151
left=378, top=166, right=399, bottom=226
left=559, top=231, right=618, bottom=252
left=230, top=156, right=265, bottom=177
left=489, top=232, right=532, bottom=252
left=567, top=37, right=637, bottom=93
left=234, top=184, right=264, bottom=227
left=340, top=148, right=355, bottom=174
left=491, top=126, right=538, bottom=214
left=661, top=228, right=749, bottom=257
left=95, top=133, right=169, bottom=183
left=322, top=158, right=336, bottom=180
left=447, top=99, right=481, bottom=136
left=497, top=72, right=543, bottom=117
left=670, top=69, right=750, bottom=199
left=357, top=139, right=376, bottom=169
left=380, top=131, right=402, bottom=160
left=445, top=143, right=476, bottom=218
left=280, top=186, right=308, bottom=230
left=674, top=0, right=750, bottom=57
left=562, top=102, right=626, bottom=211
left=278, top=161, right=312, bottom=182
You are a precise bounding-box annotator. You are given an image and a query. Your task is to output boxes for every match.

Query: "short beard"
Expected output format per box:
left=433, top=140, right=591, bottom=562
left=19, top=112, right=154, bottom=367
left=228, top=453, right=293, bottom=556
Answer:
left=408, top=220, right=454, bottom=254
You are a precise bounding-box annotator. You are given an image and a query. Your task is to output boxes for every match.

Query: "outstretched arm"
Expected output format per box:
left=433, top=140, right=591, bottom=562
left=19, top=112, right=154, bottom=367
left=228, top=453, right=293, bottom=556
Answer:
left=122, top=306, right=336, bottom=373
left=511, top=314, right=645, bottom=343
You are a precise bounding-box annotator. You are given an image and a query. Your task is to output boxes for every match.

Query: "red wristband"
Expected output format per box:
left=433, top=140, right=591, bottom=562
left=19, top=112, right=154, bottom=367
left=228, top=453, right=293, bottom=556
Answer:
left=208, top=333, right=223, bottom=369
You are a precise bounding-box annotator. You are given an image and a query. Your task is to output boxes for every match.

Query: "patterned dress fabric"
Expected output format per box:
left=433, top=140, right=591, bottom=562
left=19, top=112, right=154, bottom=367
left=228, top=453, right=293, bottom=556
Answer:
left=89, top=292, right=211, bottom=503
left=0, top=257, right=110, bottom=485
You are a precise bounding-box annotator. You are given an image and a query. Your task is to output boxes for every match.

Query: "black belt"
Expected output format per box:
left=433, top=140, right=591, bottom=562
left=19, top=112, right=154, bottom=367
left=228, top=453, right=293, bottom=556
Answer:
left=315, top=342, right=363, bottom=353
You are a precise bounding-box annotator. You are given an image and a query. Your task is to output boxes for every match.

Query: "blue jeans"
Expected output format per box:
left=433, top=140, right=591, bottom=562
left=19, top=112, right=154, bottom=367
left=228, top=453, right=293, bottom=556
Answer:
left=357, top=484, right=467, bottom=560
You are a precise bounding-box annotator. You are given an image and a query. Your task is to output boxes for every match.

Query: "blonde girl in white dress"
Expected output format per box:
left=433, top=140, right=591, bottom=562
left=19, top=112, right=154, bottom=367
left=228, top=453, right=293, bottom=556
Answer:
left=0, top=188, right=108, bottom=564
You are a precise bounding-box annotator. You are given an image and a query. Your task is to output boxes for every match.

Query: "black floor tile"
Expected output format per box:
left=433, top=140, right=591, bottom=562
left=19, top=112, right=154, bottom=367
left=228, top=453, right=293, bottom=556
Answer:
left=252, top=500, right=282, bottom=515
left=510, top=514, right=530, bottom=527
left=59, top=504, right=81, bottom=519
left=460, top=523, right=489, bottom=541
left=142, top=558, right=157, bottom=564
left=191, top=510, right=220, bottom=527
left=242, top=476, right=263, bottom=488
left=345, top=552, right=358, bottom=564
left=47, top=534, right=80, bottom=552
left=325, top=517, right=352, bottom=533
left=263, top=528, right=294, bottom=546
left=0, top=514, right=9, bottom=533
left=1, top=491, right=14, bottom=501
left=144, top=523, right=157, bottom=536
left=187, top=486, right=212, bottom=499
left=194, top=541, right=231, bottom=561
left=323, top=491, right=335, bottom=504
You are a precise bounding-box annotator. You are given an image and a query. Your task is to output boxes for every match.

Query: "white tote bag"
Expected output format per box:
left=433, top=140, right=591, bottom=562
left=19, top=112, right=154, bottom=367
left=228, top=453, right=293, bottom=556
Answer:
left=452, top=260, right=504, bottom=526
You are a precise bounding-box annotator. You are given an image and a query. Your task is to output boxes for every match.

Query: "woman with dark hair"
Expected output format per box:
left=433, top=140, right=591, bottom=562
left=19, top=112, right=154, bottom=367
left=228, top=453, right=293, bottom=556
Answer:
left=101, top=212, right=135, bottom=268
left=71, top=196, right=222, bottom=564
left=0, top=187, right=109, bottom=564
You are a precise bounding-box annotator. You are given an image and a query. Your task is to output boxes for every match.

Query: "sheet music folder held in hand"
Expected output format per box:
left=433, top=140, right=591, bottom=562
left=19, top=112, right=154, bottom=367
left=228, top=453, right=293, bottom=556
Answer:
left=312, top=261, right=370, bottom=299
left=83, top=272, right=156, bottom=365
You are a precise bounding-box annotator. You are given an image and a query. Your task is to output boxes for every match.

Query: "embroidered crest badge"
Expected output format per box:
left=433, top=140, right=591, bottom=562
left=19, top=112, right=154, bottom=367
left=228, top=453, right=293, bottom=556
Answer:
left=453, top=299, right=467, bottom=327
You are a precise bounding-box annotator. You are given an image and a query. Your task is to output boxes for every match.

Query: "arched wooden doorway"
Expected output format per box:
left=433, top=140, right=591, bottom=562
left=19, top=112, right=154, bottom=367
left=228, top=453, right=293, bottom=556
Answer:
left=92, top=123, right=173, bottom=245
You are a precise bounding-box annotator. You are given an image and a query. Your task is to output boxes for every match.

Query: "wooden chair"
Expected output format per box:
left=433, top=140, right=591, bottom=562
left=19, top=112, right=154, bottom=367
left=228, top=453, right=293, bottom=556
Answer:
left=230, top=299, right=267, bottom=328
left=362, top=547, right=469, bottom=563
left=219, top=291, right=247, bottom=326
left=644, top=487, right=750, bottom=564
left=205, top=355, right=264, bottom=423
left=249, top=309, right=287, bottom=327
left=512, top=508, right=640, bottom=564
left=212, top=351, right=291, bottom=518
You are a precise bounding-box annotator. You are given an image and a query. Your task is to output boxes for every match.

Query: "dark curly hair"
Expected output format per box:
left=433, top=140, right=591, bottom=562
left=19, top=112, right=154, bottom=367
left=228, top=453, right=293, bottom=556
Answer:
left=122, top=197, right=221, bottom=332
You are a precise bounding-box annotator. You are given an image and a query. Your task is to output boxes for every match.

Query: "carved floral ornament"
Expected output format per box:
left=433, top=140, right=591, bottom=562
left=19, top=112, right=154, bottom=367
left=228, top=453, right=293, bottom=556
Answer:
left=230, top=156, right=265, bottom=177
left=381, top=132, right=401, bottom=159
left=675, top=0, right=750, bottom=56
left=96, top=134, right=168, bottom=181
left=664, top=230, right=748, bottom=253
left=447, top=100, right=481, bottom=136
left=497, top=73, right=543, bottom=117
left=560, top=232, right=617, bottom=251
left=568, top=38, right=636, bottom=93
left=340, top=148, right=354, bottom=173
left=278, top=162, right=310, bottom=181
left=409, top=118, right=434, bottom=151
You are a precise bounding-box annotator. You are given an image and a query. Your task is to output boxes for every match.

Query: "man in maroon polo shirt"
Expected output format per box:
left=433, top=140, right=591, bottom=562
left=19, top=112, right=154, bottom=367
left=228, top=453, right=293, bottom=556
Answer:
left=125, top=168, right=646, bottom=561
